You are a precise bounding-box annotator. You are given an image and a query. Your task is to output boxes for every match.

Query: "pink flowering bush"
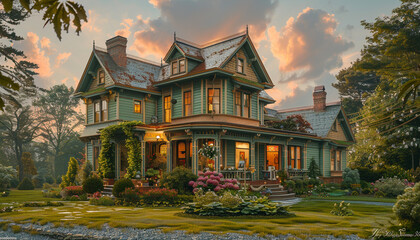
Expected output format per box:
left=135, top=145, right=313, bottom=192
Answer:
left=188, top=171, right=240, bottom=193
left=61, top=186, right=84, bottom=198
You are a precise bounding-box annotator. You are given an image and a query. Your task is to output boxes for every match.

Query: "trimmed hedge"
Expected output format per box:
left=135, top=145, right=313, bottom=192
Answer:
left=113, top=178, right=134, bottom=198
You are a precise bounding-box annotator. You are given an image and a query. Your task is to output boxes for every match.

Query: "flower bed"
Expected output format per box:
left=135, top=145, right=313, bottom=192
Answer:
left=189, top=171, right=240, bottom=193
left=183, top=190, right=292, bottom=217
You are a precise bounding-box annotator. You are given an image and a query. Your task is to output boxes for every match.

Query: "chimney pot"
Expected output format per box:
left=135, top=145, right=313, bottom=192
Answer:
left=105, top=36, right=127, bottom=67
left=313, top=85, right=326, bottom=112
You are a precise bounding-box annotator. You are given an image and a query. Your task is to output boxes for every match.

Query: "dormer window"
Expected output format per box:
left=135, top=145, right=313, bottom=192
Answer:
left=171, top=58, right=186, bottom=75
left=237, top=58, right=244, bottom=73
left=98, top=69, right=105, bottom=84
left=172, top=61, right=178, bottom=75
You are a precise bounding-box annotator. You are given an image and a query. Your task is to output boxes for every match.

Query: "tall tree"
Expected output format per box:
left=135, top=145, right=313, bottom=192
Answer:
left=333, top=64, right=380, bottom=115
left=0, top=94, right=44, bottom=180
left=356, top=0, right=420, bottom=106
left=34, top=84, right=83, bottom=176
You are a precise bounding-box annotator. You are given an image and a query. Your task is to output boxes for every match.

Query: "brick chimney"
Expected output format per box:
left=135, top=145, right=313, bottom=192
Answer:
left=106, top=36, right=127, bottom=67
left=313, top=85, right=326, bottom=112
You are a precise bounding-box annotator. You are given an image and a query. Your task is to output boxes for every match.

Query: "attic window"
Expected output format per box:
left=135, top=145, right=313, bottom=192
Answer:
left=179, top=59, right=186, bottom=73
left=98, top=69, right=105, bottom=84
left=172, top=61, right=178, bottom=75
left=237, top=58, right=244, bottom=73
left=171, top=58, right=186, bottom=75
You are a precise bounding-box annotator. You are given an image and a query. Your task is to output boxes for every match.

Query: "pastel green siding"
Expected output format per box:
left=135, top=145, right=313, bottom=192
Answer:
left=342, top=150, right=347, bottom=170
left=86, top=142, right=93, bottom=164
left=258, top=143, right=265, bottom=179
left=108, top=99, right=117, bottom=120
left=87, top=103, right=94, bottom=124
left=157, top=96, right=162, bottom=122
left=145, top=98, right=156, bottom=124
left=202, top=80, right=207, bottom=113
left=306, top=142, right=319, bottom=169
left=226, top=80, right=234, bottom=115
left=322, top=145, right=331, bottom=177
left=193, top=80, right=201, bottom=114
left=119, top=97, right=142, bottom=121
left=251, top=94, right=258, bottom=119
left=188, top=60, right=200, bottom=72
left=226, top=140, right=235, bottom=167
left=172, top=85, right=182, bottom=118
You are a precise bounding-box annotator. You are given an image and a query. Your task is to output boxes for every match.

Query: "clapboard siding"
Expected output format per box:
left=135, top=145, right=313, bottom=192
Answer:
left=119, top=97, right=143, bottom=121
left=172, top=85, right=182, bottom=118
left=306, top=142, right=319, bottom=169
left=145, top=98, right=156, bottom=124
left=87, top=103, right=94, bottom=124
left=108, top=99, right=117, bottom=120
left=251, top=94, right=258, bottom=119
left=226, top=80, right=234, bottom=115
left=156, top=96, right=162, bottom=123
left=193, top=80, right=201, bottom=115
left=86, top=142, right=93, bottom=164
left=226, top=140, right=235, bottom=167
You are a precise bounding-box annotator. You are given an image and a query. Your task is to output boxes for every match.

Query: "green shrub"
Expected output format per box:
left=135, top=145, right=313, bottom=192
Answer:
left=9, top=177, right=19, bottom=188
left=0, top=164, right=17, bottom=191
left=357, top=167, right=382, bottom=182
left=142, top=188, right=177, bottom=205
left=77, top=160, right=93, bottom=185
left=60, top=157, right=79, bottom=189
left=194, top=189, right=220, bottom=207
left=82, top=176, right=104, bottom=194
left=220, top=191, right=242, bottom=208
left=90, top=196, right=115, bottom=206
left=44, top=175, right=55, bottom=184
left=362, top=188, right=373, bottom=195
left=121, top=188, right=140, bottom=206
left=374, top=177, right=406, bottom=197
left=343, top=168, right=360, bottom=186
left=61, top=186, right=84, bottom=197
left=159, top=167, right=197, bottom=194
left=374, top=190, right=386, bottom=198
left=17, top=177, right=34, bottom=190
left=112, top=178, right=134, bottom=198
left=56, top=175, right=62, bottom=184
left=393, top=183, right=420, bottom=231
left=351, top=191, right=359, bottom=196
left=22, top=201, right=63, bottom=207
left=330, top=201, right=353, bottom=216
left=42, top=189, right=61, bottom=198
left=65, top=194, right=87, bottom=201
left=285, top=180, right=295, bottom=191
left=308, top=158, right=321, bottom=178
left=32, top=175, right=44, bottom=188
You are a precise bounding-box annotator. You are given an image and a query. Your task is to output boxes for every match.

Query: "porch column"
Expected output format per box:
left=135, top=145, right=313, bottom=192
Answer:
left=284, top=144, right=288, bottom=170
left=255, top=142, right=259, bottom=180
left=166, top=141, right=172, bottom=172
left=215, top=134, right=221, bottom=173
left=192, top=134, right=198, bottom=175
left=250, top=139, right=255, bottom=180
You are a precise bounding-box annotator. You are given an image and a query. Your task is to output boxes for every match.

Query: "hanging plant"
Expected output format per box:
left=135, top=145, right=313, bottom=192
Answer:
left=98, top=121, right=143, bottom=179
left=198, top=143, right=218, bottom=160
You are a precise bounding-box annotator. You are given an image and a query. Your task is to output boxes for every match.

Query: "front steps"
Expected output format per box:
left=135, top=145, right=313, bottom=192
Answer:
left=264, top=184, right=297, bottom=201
left=102, top=185, right=114, bottom=197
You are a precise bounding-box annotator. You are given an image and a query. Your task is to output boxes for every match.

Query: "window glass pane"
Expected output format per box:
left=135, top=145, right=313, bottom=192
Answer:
left=98, top=70, right=105, bottom=84
left=243, top=93, right=250, bottom=117
left=237, top=58, right=244, bottom=73
left=267, top=145, right=280, bottom=170
left=336, top=150, right=341, bottom=171
left=101, top=100, right=107, bottom=121
left=235, top=142, right=249, bottom=168
left=235, top=91, right=241, bottom=116
left=331, top=150, right=336, bottom=171
left=134, top=100, right=141, bottom=113
left=179, top=59, right=185, bottom=72
left=184, top=91, right=191, bottom=116
left=94, top=102, right=100, bottom=122
left=178, top=142, right=186, bottom=159
left=164, top=96, right=171, bottom=122
left=208, top=88, right=220, bottom=114
left=172, top=61, right=178, bottom=74
left=296, top=147, right=301, bottom=160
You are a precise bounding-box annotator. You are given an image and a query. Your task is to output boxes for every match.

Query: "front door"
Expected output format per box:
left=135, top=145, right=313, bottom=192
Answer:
left=266, top=145, right=281, bottom=170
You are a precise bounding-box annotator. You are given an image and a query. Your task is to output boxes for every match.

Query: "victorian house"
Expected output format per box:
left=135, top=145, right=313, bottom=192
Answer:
left=74, top=31, right=354, bottom=181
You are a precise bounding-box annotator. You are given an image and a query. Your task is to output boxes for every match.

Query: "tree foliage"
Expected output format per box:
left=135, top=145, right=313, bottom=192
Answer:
left=356, top=0, right=420, bottom=105
left=20, top=151, right=36, bottom=179
left=34, top=84, right=83, bottom=176
left=268, top=114, right=313, bottom=133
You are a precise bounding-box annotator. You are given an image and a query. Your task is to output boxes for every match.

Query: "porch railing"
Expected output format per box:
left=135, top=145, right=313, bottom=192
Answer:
left=287, top=169, right=309, bottom=178
left=221, top=170, right=253, bottom=181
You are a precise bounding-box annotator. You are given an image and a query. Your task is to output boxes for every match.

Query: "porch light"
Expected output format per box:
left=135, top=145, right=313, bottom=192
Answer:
left=156, top=135, right=161, bottom=141
left=135, top=171, right=141, bottom=179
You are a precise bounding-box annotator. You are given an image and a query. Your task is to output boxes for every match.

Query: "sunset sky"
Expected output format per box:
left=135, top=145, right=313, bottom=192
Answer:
left=14, top=0, right=400, bottom=109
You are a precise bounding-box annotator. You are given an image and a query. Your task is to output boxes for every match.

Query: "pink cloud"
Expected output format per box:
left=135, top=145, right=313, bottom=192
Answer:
left=55, top=52, right=72, bottom=68
left=268, top=7, right=353, bottom=83
left=82, top=10, right=102, bottom=33
left=115, top=18, right=134, bottom=38
left=16, top=32, right=53, bottom=78
left=130, top=0, right=278, bottom=58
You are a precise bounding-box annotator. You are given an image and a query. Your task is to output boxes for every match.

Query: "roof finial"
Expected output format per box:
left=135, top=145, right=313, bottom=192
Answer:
left=93, top=40, right=95, bottom=50
left=174, top=32, right=176, bottom=42
left=246, top=25, right=248, bottom=35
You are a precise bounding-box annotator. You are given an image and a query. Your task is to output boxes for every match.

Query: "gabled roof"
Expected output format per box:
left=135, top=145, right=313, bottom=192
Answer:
left=266, top=102, right=354, bottom=140
left=259, top=90, right=275, bottom=103
left=75, top=47, right=161, bottom=94
left=158, top=31, right=273, bottom=87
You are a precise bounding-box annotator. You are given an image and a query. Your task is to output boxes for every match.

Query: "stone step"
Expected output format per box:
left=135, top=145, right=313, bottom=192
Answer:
left=270, top=189, right=288, bottom=194
left=269, top=193, right=296, bottom=200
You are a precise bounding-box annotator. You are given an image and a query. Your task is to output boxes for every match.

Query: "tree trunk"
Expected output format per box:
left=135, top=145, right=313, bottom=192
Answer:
left=15, top=143, right=23, bottom=181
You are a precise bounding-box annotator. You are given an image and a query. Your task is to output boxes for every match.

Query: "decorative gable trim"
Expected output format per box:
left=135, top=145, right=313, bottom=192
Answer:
left=220, top=36, right=273, bottom=88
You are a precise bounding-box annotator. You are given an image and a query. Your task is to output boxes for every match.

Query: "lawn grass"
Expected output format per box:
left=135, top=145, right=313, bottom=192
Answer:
left=304, top=195, right=397, bottom=203
left=0, top=190, right=55, bottom=204
left=0, top=192, right=396, bottom=239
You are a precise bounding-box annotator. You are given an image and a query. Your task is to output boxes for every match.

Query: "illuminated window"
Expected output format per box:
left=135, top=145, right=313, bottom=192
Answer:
left=179, top=59, right=186, bottom=73
left=134, top=100, right=142, bottom=113
left=237, top=58, right=244, bottom=73
left=159, top=144, right=167, bottom=155
left=288, top=146, right=302, bottom=169
left=235, top=91, right=242, bottom=116
left=164, top=96, right=171, bottom=122
left=243, top=93, right=250, bottom=118
left=177, top=142, right=186, bottom=159
left=183, top=91, right=192, bottom=116
left=208, top=88, right=220, bottom=114
left=98, top=69, right=105, bottom=84
left=266, top=145, right=280, bottom=170
left=235, top=142, right=250, bottom=169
